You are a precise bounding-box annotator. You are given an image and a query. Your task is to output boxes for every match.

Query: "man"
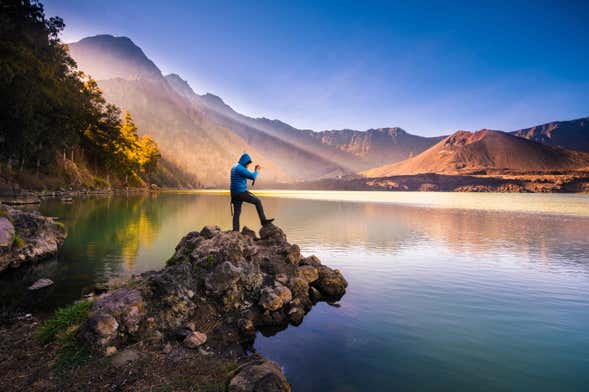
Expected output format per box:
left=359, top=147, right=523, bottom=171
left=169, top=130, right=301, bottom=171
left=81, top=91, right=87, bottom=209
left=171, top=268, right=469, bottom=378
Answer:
left=230, top=153, right=274, bottom=231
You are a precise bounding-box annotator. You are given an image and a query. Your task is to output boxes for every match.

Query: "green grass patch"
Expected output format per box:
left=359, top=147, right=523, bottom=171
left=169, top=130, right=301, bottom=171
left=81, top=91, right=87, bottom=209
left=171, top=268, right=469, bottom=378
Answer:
left=53, top=220, right=65, bottom=229
left=37, top=300, right=94, bottom=373
left=0, top=208, right=8, bottom=217
left=12, top=234, right=24, bottom=248
left=166, top=254, right=178, bottom=266
left=37, top=300, right=93, bottom=344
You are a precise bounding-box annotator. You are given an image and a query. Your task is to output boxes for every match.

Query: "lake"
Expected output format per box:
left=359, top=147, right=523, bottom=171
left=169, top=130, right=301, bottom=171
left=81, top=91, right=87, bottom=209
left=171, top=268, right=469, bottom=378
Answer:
left=2, top=191, right=589, bottom=391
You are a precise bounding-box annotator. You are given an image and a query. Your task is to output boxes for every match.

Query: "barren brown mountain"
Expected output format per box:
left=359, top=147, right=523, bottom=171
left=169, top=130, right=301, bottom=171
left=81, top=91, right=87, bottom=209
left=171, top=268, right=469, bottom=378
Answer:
left=512, top=117, right=589, bottom=153
left=362, top=129, right=589, bottom=177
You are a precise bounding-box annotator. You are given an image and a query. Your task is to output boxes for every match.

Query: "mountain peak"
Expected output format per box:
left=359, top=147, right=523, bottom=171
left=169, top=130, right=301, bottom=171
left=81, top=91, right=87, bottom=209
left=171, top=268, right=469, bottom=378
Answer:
left=165, top=73, right=196, bottom=97
left=68, top=34, right=162, bottom=81
left=364, top=128, right=589, bottom=178
left=513, top=116, right=589, bottom=153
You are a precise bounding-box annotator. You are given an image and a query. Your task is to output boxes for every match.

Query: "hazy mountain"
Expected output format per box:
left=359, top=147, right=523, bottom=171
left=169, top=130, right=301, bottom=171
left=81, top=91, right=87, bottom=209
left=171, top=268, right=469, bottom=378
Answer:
left=68, top=35, right=286, bottom=186
left=313, top=128, right=445, bottom=166
left=362, top=129, right=589, bottom=177
left=165, top=73, right=347, bottom=179
left=70, top=34, right=586, bottom=186
left=165, top=73, right=442, bottom=175
left=68, top=35, right=161, bottom=81
left=512, top=117, right=589, bottom=153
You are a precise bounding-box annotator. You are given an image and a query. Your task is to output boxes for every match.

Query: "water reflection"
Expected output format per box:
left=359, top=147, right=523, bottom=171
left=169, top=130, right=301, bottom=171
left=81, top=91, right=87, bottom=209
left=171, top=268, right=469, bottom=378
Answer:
left=1, top=192, right=588, bottom=391
left=2, top=192, right=588, bottom=315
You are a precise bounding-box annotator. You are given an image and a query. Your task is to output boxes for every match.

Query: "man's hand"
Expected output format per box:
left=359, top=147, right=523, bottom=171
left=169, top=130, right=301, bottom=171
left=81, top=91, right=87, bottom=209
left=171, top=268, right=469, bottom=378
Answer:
left=255, top=164, right=261, bottom=172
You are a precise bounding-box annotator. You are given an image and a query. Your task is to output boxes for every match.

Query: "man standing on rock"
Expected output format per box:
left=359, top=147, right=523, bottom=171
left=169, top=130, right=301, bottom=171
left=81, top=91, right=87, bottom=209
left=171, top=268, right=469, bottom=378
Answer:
left=230, top=153, right=274, bottom=231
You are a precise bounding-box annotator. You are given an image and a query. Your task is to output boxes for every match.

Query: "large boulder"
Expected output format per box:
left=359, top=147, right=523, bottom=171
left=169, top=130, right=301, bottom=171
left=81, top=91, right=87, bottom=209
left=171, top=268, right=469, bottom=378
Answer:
left=229, top=357, right=290, bottom=392
left=314, top=265, right=348, bottom=300
left=0, top=204, right=67, bottom=273
left=77, top=223, right=346, bottom=388
left=79, top=288, right=146, bottom=353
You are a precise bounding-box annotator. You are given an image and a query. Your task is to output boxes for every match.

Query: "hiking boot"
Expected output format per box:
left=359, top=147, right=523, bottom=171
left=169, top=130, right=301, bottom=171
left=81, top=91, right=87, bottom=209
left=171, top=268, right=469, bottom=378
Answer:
left=262, top=218, right=275, bottom=226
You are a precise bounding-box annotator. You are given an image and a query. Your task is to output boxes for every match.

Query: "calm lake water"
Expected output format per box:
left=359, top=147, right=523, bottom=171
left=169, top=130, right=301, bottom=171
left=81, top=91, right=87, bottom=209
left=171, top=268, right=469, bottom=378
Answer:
left=2, top=191, right=589, bottom=391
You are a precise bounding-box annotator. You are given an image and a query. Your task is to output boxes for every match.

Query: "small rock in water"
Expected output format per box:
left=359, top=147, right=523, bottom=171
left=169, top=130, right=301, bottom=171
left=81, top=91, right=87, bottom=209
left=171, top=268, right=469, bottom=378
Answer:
left=183, top=331, right=207, bottom=349
left=28, top=278, right=54, bottom=290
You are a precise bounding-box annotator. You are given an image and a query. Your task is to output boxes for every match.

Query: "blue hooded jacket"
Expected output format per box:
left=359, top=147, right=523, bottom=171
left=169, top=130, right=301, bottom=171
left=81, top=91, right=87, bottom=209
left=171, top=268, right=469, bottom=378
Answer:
left=230, top=153, right=258, bottom=193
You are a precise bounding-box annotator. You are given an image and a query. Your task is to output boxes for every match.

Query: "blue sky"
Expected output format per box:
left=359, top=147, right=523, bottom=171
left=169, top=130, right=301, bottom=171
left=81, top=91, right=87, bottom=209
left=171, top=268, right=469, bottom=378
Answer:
left=44, top=0, right=588, bottom=136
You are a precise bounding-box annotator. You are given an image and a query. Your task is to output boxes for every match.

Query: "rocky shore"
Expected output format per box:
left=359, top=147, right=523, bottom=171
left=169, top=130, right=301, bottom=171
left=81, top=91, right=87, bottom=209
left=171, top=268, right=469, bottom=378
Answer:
left=0, top=224, right=347, bottom=391
left=0, top=204, right=67, bottom=273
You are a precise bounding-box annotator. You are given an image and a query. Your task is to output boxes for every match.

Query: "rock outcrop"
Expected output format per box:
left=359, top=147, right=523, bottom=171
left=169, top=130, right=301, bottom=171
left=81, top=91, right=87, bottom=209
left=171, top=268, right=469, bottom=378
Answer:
left=79, top=223, right=347, bottom=389
left=0, top=204, right=67, bottom=273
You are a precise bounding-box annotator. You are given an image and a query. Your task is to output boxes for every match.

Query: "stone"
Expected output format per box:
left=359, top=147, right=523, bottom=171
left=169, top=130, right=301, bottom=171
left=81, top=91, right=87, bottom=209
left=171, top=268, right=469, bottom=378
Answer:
left=105, top=346, right=117, bottom=356
left=92, top=288, right=145, bottom=334
left=300, top=255, right=321, bottom=267
left=175, top=327, right=193, bottom=341
left=284, top=244, right=301, bottom=264
left=237, top=318, right=256, bottom=337
left=275, top=273, right=289, bottom=285
left=229, top=358, right=290, bottom=392
left=76, top=221, right=347, bottom=387
left=0, top=217, right=15, bottom=248
left=200, top=225, right=221, bottom=239
left=241, top=226, right=257, bottom=240
left=79, top=312, right=119, bottom=351
left=313, top=266, right=348, bottom=300
left=287, top=306, right=304, bottom=326
left=309, top=286, right=322, bottom=303
left=0, top=205, right=67, bottom=273
left=183, top=331, right=207, bottom=348
left=259, top=223, right=287, bottom=243
left=27, top=278, right=54, bottom=290
left=111, top=348, right=140, bottom=368
left=259, top=284, right=292, bottom=311
left=295, top=265, right=319, bottom=283
left=288, top=277, right=309, bottom=299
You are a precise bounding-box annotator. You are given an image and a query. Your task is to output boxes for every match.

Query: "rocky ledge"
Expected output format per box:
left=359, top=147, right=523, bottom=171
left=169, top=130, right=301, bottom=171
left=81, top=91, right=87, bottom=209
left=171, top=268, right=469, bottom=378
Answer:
left=0, top=204, right=67, bottom=273
left=78, top=224, right=347, bottom=390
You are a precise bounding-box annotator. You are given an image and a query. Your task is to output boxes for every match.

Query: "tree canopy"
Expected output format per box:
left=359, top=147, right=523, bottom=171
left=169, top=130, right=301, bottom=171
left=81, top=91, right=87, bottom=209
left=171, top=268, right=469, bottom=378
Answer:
left=0, top=0, right=163, bottom=185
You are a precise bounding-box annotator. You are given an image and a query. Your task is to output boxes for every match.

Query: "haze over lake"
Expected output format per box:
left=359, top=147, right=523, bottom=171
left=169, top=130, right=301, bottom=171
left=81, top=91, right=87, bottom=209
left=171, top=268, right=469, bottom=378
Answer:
left=2, top=191, right=588, bottom=391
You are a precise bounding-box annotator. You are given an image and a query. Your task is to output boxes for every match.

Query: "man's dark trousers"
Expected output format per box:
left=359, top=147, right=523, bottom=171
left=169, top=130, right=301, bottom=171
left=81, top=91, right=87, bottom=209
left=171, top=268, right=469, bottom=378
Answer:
left=231, top=191, right=267, bottom=231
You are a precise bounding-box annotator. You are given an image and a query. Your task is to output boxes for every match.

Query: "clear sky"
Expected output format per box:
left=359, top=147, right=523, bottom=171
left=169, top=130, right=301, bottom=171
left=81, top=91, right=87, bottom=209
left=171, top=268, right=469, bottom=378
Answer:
left=44, top=0, right=588, bottom=136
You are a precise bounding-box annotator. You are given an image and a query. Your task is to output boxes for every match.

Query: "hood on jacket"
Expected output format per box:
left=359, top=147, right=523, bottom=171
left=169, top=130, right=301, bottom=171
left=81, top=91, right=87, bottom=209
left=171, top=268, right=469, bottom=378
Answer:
left=238, top=153, right=252, bottom=166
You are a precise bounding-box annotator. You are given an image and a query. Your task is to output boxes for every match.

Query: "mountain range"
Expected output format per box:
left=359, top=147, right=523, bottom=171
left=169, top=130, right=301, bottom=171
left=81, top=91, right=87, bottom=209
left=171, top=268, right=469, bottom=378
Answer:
left=362, top=129, right=589, bottom=177
left=67, top=35, right=589, bottom=187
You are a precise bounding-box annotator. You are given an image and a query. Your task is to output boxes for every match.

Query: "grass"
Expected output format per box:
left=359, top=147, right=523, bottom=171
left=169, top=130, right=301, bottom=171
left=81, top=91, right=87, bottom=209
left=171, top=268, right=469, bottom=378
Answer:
left=12, top=234, right=24, bottom=248
left=37, top=300, right=93, bottom=344
left=0, top=209, right=7, bottom=217
left=165, top=254, right=178, bottom=266
left=37, top=300, right=94, bottom=373
left=53, top=220, right=65, bottom=229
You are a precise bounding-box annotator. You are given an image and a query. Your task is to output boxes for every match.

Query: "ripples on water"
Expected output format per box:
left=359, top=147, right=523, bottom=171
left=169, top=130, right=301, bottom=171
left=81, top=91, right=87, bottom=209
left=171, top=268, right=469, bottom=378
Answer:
left=1, top=191, right=588, bottom=391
